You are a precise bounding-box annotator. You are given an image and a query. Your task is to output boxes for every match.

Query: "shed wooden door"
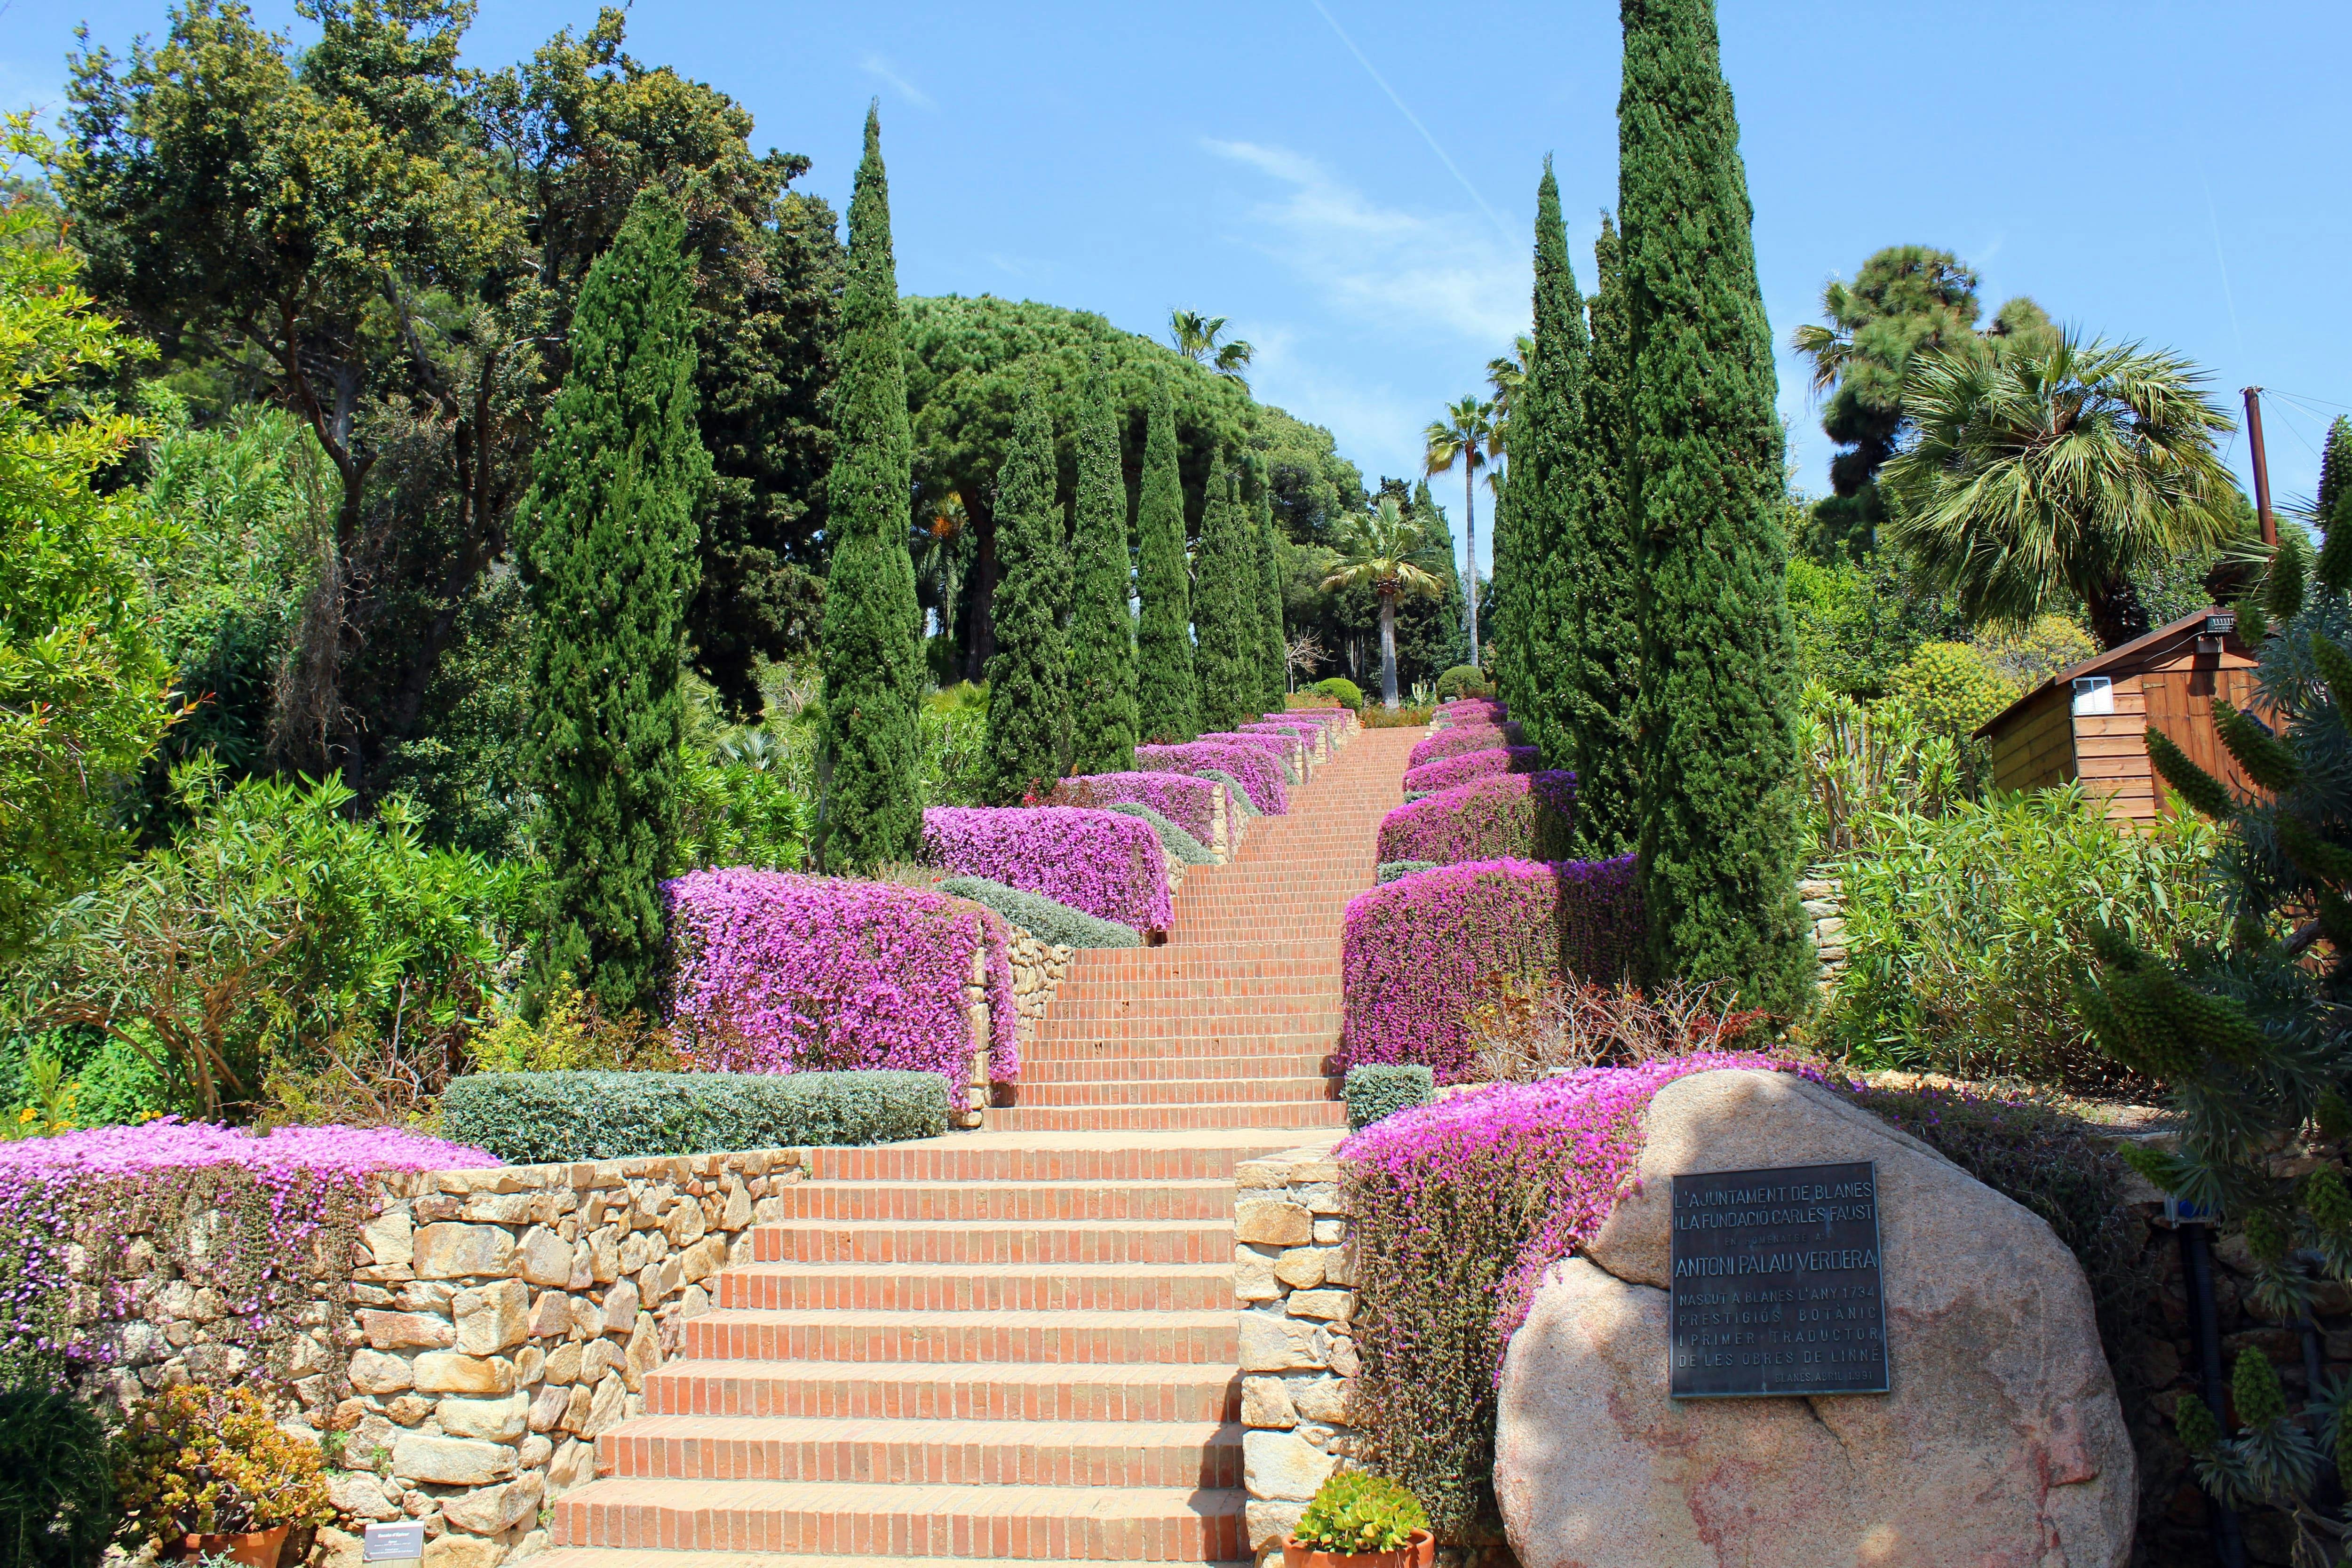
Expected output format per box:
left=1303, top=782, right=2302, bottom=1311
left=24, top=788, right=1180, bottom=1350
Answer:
left=2144, top=657, right=2269, bottom=809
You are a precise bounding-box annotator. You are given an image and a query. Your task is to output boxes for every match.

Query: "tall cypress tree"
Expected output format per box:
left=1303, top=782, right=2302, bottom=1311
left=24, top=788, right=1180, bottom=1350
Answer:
left=1192, top=454, right=1260, bottom=734
left=816, top=105, right=923, bottom=869
left=1067, top=354, right=1138, bottom=775
left=520, top=187, right=710, bottom=1015
left=1619, top=0, right=1809, bottom=1012
left=1247, top=453, right=1288, bottom=710
left=1488, top=463, right=1524, bottom=716
left=1566, top=213, right=1643, bottom=858
left=1509, top=161, right=1589, bottom=780
left=982, top=372, right=1070, bottom=800
left=1135, top=373, right=1198, bottom=743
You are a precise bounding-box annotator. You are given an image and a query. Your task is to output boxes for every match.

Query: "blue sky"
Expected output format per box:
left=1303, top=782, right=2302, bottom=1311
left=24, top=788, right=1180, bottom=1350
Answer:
left=8, top=0, right=2349, bottom=578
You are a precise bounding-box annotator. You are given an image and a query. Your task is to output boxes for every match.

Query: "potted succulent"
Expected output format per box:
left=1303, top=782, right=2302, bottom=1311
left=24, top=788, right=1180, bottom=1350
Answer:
left=114, top=1383, right=334, bottom=1566
left=1284, top=1471, right=1435, bottom=1568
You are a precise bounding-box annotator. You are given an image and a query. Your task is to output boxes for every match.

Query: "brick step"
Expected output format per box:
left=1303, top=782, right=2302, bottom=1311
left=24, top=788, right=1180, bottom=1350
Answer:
left=802, top=1137, right=1309, bottom=1184
left=1030, top=1015, right=1342, bottom=1042
left=1017, top=1053, right=1332, bottom=1084
left=771, top=1180, right=1234, bottom=1223
left=987, top=1103, right=1347, bottom=1132
left=1048, top=974, right=1339, bottom=1001
left=679, top=1308, right=1235, bottom=1367
left=715, top=1262, right=1237, bottom=1313
left=1002, top=1077, right=1334, bottom=1109
left=752, top=1218, right=1231, bottom=1266
left=552, top=1476, right=1248, bottom=1561
left=537, top=1554, right=1250, bottom=1568
left=1033, top=1007, right=1342, bottom=1032
left=1063, top=949, right=1341, bottom=978
left=598, top=1413, right=1242, bottom=1488
left=643, top=1358, right=1242, bottom=1423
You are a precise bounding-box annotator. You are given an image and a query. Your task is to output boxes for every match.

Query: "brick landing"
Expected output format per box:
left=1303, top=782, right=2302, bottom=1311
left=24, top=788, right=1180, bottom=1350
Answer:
left=543, top=724, right=1419, bottom=1564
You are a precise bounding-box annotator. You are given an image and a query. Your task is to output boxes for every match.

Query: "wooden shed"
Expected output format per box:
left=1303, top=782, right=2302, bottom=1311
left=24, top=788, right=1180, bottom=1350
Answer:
left=1972, top=606, right=2265, bottom=827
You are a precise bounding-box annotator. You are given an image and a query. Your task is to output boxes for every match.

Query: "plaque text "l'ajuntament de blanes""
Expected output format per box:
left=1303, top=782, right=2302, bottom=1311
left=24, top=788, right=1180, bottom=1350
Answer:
left=1668, top=1161, right=1889, bottom=1399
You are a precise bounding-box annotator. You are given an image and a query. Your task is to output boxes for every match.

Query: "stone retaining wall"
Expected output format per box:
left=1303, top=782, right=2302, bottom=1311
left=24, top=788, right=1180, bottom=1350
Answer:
left=1232, top=1145, right=1361, bottom=1567
left=83, top=1149, right=808, bottom=1568
left=1802, top=873, right=1847, bottom=987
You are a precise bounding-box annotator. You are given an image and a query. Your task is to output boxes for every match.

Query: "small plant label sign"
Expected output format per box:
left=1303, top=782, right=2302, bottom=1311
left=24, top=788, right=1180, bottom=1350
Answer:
left=1668, top=1160, right=1890, bottom=1399
left=361, top=1521, right=425, bottom=1565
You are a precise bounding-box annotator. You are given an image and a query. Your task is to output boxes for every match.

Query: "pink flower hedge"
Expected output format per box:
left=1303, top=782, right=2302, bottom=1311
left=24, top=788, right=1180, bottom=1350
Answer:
left=1377, top=771, right=1576, bottom=865
left=1135, top=741, right=1290, bottom=814
left=1337, top=855, right=1643, bottom=1082
left=1241, top=720, right=1321, bottom=768
left=667, top=868, right=1019, bottom=1086
left=1199, top=730, right=1300, bottom=783
left=1435, top=696, right=1507, bottom=726
left=1408, top=722, right=1524, bottom=769
left=1401, top=744, right=1540, bottom=795
left=923, top=805, right=1174, bottom=933
left=1272, top=708, right=1348, bottom=740
left=1051, top=771, right=1229, bottom=849
left=0, top=1120, right=498, bottom=1179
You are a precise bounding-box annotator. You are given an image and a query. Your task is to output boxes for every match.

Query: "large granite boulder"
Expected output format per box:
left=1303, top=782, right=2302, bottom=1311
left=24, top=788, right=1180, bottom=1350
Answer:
left=1495, top=1068, right=2133, bottom=1568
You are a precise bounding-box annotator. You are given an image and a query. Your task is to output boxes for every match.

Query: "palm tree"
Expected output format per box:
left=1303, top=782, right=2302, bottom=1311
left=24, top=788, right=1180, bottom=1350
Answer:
left=1424, top=395, right=1497, bottom=667
left=1880, top=333, right=2241, bottom=649
left=1321, top=497, right=1443, bottom=708
left=1168, top=310, right=1254, bottom=383
left=1485, top=336, right=1533, bottom=492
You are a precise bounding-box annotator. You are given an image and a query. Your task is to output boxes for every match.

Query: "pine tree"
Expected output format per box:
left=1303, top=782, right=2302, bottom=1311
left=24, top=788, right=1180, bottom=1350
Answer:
left=980, top=372, right=1070, bottom=801
left=1508, top=162, right=1589, bottom=779
left=2317, top=417, right=2352, bottom=590
left=1248, top=453, right=1289, bottom=710
left=1567, top=213, right=1643, bottom=858
left=1192, top=453, right=1261, bottom=734
left=815, top=105, right=923, bottom=870
left=520, top=187, right=710, bottom=1015
left=1135, top=373, right=1199, bottom=743
left=1619, top=0, right=1810, bottom=1011
left=1066, top=353, right=1138, bottom=775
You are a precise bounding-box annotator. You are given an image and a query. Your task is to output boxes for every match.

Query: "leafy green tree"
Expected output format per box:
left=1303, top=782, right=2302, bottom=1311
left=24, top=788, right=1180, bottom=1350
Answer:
left=1620, top=0, right=1811, bottom=1012
left=1192, top=454, right=1261, bottom=733
left=1392, top=480, right=1473, bottom=686
left=1249, top=454, right=1290, bottom=710
left=1136, top=373, right=1200, bottom=743
left=1881, top=334, right=2240, bottom=650
left=2076, top=555, right=2352, bottom=1560
left=0, top=201, right=170, bottom=962
left=982, top=373, right=1070, bottom=801
left=1066, top=355, right=1138, bottom=775
left=1788, top=246, right=1981, bottom=555
left=1423, top=397, right=1497, bottom=669
left=517, top=187, right=707, bottom=1016
left=815, top=106, right=923, bottom=869
left=1322, top=498, right=1444, bottom=708
left=1567, top=212, right=1644, bottom=857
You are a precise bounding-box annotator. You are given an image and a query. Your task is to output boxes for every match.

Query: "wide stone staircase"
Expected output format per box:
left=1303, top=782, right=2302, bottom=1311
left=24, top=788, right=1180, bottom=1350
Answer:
left=540, top=724, right=1419, bottom=1566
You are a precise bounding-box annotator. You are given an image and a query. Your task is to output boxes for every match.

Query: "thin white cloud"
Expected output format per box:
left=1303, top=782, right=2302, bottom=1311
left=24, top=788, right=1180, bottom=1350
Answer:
left=1203, top=139, right=1528, bottom=348
left=859, top=53, right=935, bottom=112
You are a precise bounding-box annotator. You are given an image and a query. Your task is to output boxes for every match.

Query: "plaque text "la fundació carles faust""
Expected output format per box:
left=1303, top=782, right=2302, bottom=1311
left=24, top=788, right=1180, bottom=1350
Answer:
left=1668, top=1160, right=1890, bottom=1399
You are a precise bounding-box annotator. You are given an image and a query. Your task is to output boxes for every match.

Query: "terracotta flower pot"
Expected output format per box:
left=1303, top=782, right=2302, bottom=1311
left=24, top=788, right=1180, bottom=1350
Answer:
left=170, top=1524, right=290, bottom=1567
left=1282, top=1528, right=1435, bottom=1568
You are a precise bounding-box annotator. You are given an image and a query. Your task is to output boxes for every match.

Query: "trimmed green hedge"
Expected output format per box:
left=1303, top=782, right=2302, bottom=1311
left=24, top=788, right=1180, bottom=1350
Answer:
left=938, top=874, right=1143, bottom=948
left=1434, top=665, right=1492, bottom=701
left=1344, top=1063, right=1435, bottom=1131
left=1106, top=802, right=1215, bottom=865
left=441, top=1070, right=947, bottom=1163
left=1311, top=677, right=1365, bottom=711
left=1200, top=768, right=1260, bottom=818
left=1375, top=860, right=1440, bottom=885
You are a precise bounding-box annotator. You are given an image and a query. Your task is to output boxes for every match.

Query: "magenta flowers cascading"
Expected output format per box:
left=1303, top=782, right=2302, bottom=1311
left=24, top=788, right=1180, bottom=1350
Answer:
left=1408, top=721, right=1525, bottom=770
left=1401, top=744, right=1540, bottom=796
left=1051, top=772, right=1230, bottom=849
left=1375, top=771, right=1576, bottom=866
left=665, top=868, right=1019, bottom=1087
left=1133, top=741, right=1290, bottom=815
left=921, top=806, right=1174, bottom=933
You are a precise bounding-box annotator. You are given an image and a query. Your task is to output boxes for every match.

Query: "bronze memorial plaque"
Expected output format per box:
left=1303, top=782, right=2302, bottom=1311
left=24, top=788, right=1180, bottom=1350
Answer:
left=1669, top=1160, right=1888, bottom=1399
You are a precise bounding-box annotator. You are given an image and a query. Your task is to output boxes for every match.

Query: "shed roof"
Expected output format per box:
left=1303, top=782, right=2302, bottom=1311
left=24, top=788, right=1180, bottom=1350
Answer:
left=1971, top=606, right=2235, bottom=740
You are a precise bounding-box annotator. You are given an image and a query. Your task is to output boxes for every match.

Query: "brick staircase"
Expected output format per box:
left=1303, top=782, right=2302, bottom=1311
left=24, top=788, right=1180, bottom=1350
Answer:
left=540, top=724, right=1419, bottom=1567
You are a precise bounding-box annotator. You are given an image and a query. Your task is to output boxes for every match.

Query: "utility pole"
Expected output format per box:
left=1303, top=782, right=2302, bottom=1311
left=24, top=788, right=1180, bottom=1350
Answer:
left=2244, top=387, right=2280, bottom=549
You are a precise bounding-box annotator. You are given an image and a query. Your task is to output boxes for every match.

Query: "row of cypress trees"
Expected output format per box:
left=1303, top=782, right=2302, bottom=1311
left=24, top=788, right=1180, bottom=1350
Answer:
left=1493, top=0, right=1811, bottom=1017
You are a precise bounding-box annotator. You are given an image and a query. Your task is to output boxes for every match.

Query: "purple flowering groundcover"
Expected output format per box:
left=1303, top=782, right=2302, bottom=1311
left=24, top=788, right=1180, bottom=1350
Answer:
left=923, top=806, right=1174, bottom=934
left=1408, top=722, right=1524, bottom=770
left=1376, top=771, right=1575, bottom=866
left=667, top=868, right=1019, bottom=1088
left=1400, top=744, right=1541, bottom=796
left=1134, top=741, right=1290, bottom=815
left=1052, top=772, right=1228, bottom=849
left=1198, top=730, right=1301, bottom=783
left=1337, top=855, right=1643, bottom=1082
